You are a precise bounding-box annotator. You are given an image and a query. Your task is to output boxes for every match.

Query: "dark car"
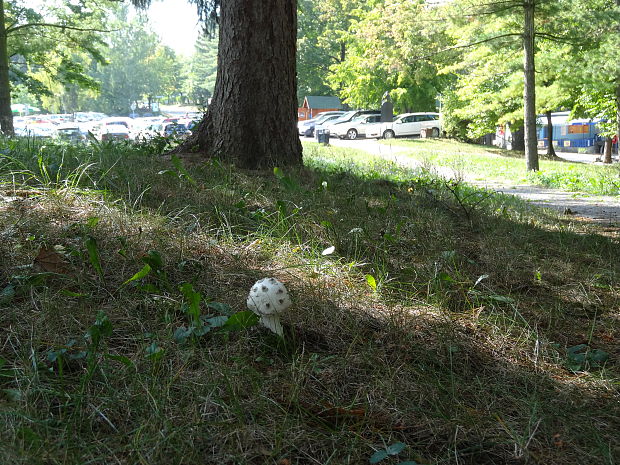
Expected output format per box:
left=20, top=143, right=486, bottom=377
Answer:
left=163, top=123, right=191, bottom=138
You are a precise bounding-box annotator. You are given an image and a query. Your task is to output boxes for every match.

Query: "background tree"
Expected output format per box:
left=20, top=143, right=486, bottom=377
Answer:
left=326, top=0, right=450, bottom=113
left=297, top=0, right=378, bottom=102
left=74, top=11, right=184, bottom=115
left=182, top=33, right=217, bottom=107
left=0, top=0, right=115, bottom=133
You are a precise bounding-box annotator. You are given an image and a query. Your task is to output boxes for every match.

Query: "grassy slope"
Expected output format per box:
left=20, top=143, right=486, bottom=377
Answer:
left=0, top=138, right=618, bottom=465
left=381, top=139, right=620, bottom=195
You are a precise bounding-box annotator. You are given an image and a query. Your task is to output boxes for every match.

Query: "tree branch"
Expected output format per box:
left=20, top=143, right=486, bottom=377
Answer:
left=7, top=22, right=116, bottom=34
left=438, top=33, right=521, bottom=54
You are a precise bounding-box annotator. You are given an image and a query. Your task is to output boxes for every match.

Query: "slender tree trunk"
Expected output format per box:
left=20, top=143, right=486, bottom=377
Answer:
left=603, top=137, right=612, bottom=164
left=616, top=0, right=620, bottom=150
left=512, top=126, right=525, bottom=151
left=545, top=110, right=558, bottom=158
left=616, top=81, right=620, bottom=153
left=175, top=0, right=302, bottom=169
left=0, top=0, right=14, bottom=135
left=523, top=0, right=538, bottom=170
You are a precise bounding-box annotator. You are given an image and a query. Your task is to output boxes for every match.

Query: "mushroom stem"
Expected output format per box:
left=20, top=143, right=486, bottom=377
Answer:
left=260, top=315, right=283, bottom=336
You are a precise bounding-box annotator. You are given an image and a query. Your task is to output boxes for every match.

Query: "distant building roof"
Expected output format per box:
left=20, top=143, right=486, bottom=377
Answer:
left=303, top=96, right=343, bottom=110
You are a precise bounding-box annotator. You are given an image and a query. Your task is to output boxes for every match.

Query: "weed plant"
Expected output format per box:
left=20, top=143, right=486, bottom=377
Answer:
left=0, top=137, right=618, bottom=464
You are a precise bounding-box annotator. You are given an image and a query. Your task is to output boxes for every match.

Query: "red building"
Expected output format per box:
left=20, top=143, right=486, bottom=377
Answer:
left=298, top=96, right=343, bottom=121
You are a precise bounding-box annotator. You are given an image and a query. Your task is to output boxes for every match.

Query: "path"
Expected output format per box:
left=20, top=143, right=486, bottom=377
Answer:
left=317, top=137, right=620, bottom=225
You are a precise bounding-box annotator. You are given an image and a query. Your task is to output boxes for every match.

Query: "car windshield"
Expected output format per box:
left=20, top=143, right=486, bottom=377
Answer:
left=314, top=114, right=340, bottom=124
left=328, top=111, right=357, bottom=124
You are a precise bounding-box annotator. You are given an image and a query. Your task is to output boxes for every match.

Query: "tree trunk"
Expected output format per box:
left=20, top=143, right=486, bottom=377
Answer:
left=512, top=126, right=525, bottom=151
left=616, top=0, right=620, bottom=155
left=616, top=80, right=620, bottom=154
left=603, top=137, right=612, bottom=164
left=523, top=0, right=538, bottom=171
left=0, top=0, right=14, bottom=136
left=545, top=110, right=558, bottom=158
left=175, top=0, right=302, bottom=169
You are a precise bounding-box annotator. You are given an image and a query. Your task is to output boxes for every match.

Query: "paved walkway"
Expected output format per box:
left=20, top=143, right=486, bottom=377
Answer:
left=317, top=137, right=620, bottom=225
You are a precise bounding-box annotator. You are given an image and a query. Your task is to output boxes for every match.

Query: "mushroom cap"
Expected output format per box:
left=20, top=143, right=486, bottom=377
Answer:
left=247, top=277, right=291, bottom=316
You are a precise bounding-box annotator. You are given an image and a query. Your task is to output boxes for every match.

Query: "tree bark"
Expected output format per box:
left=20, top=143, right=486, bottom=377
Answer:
left=175, top=0, right=302, bottom=169
left=0, top=0, right=14, bottom=135
left=512, top=126, right=525, bottom=151
left=603, top=137, right=612, bottom=164
left=523, top=0, right=538, bottom=171
left=616, top=80, right=620, bottom=155
left=545, top=110, right=558, bottom=158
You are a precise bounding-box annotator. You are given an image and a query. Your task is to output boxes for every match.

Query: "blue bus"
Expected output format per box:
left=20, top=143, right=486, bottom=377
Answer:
left=537, top=112, right=603, bottom=153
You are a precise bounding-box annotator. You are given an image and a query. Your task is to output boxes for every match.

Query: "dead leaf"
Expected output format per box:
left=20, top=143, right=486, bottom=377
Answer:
left=277, top=459, right=291, bottom=465
left=34, top=246, right=69, bottom=274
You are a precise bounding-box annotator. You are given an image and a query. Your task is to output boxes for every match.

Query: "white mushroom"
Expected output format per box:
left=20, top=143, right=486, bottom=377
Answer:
left=246, top=277, right=291, bottom=336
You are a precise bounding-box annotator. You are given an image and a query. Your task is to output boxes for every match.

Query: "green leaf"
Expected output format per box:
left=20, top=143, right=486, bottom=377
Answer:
left=365, top=274, right=377, bottom=291
left=0, top=284, right=16, bottom=304
left=85, top=236, right=104, bottom=279
left=193, top=324, right=211, bottom=337
left=396, top=462, right=418, bottom=465
left=123, top=264, right=152, bottom=285
left=142, top=250, right=163, bottom=270
left=173, top=326, right=193, bottom=343
left=437, top=272, right=454, bottom=283
left=205, top=316, right=229, bottom=328
left=180, top=283, right=202, bottom=323
left=2, top=388, right=22, bottom=402
left=207, top=301, right=234, bottom=315
left=386, top=443, right=406, bottom=455
left=369, top=450, right=389, bottom=464
left=589, top=349, right=609, bottom=364
left=87, top=216, right=100, bottom=229
left=222, top=311, right=259, bottom=331
left=487, top=294, right=515, bottom=303
left=171, top=155, right=197, bottom=186
left=144, top=342, right=165, bottom=361
left=88, top=311, right=112, bottom=347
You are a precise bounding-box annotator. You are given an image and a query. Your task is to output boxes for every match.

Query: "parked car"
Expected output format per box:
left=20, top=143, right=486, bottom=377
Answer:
left=163, top=122, right=191, bottom=137
left=99, top=117, right=134, bottom=139
left=55, top=124, right=86, bottom=143
left=101, top=125, right=131, bottom=142
left=298, top=111, right=346, bottom=137
left=331, top=114, right=383, bottom=140
left=367, top=112, right=441, bottom=139
left=320, top=110, right=381, bottom=136
left=17, top=123, right=57, bottom=139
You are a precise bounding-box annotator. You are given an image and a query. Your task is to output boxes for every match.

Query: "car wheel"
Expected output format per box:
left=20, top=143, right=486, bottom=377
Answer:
left=383, top=130, right=395, bottom=139
left=431, top=127, right=440, bottom=138
left=346, top=129, right=358, bottom=140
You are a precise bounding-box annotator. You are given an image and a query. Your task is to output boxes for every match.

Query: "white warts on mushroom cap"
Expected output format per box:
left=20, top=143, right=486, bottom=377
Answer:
left=246, top=277, right=291, bottom=336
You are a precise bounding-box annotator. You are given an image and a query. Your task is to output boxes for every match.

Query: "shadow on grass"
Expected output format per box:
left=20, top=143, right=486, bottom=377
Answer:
left=0, top=139, right=618, bottom=464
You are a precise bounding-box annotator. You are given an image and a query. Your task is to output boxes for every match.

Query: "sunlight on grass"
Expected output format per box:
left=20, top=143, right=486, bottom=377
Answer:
left=380, top=138, right=620, bottom=195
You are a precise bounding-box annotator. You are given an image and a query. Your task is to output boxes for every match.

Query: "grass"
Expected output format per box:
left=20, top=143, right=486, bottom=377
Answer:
left=379, top=138, right=620, bottom=196
left=0, top=136, right=619, bottom=464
